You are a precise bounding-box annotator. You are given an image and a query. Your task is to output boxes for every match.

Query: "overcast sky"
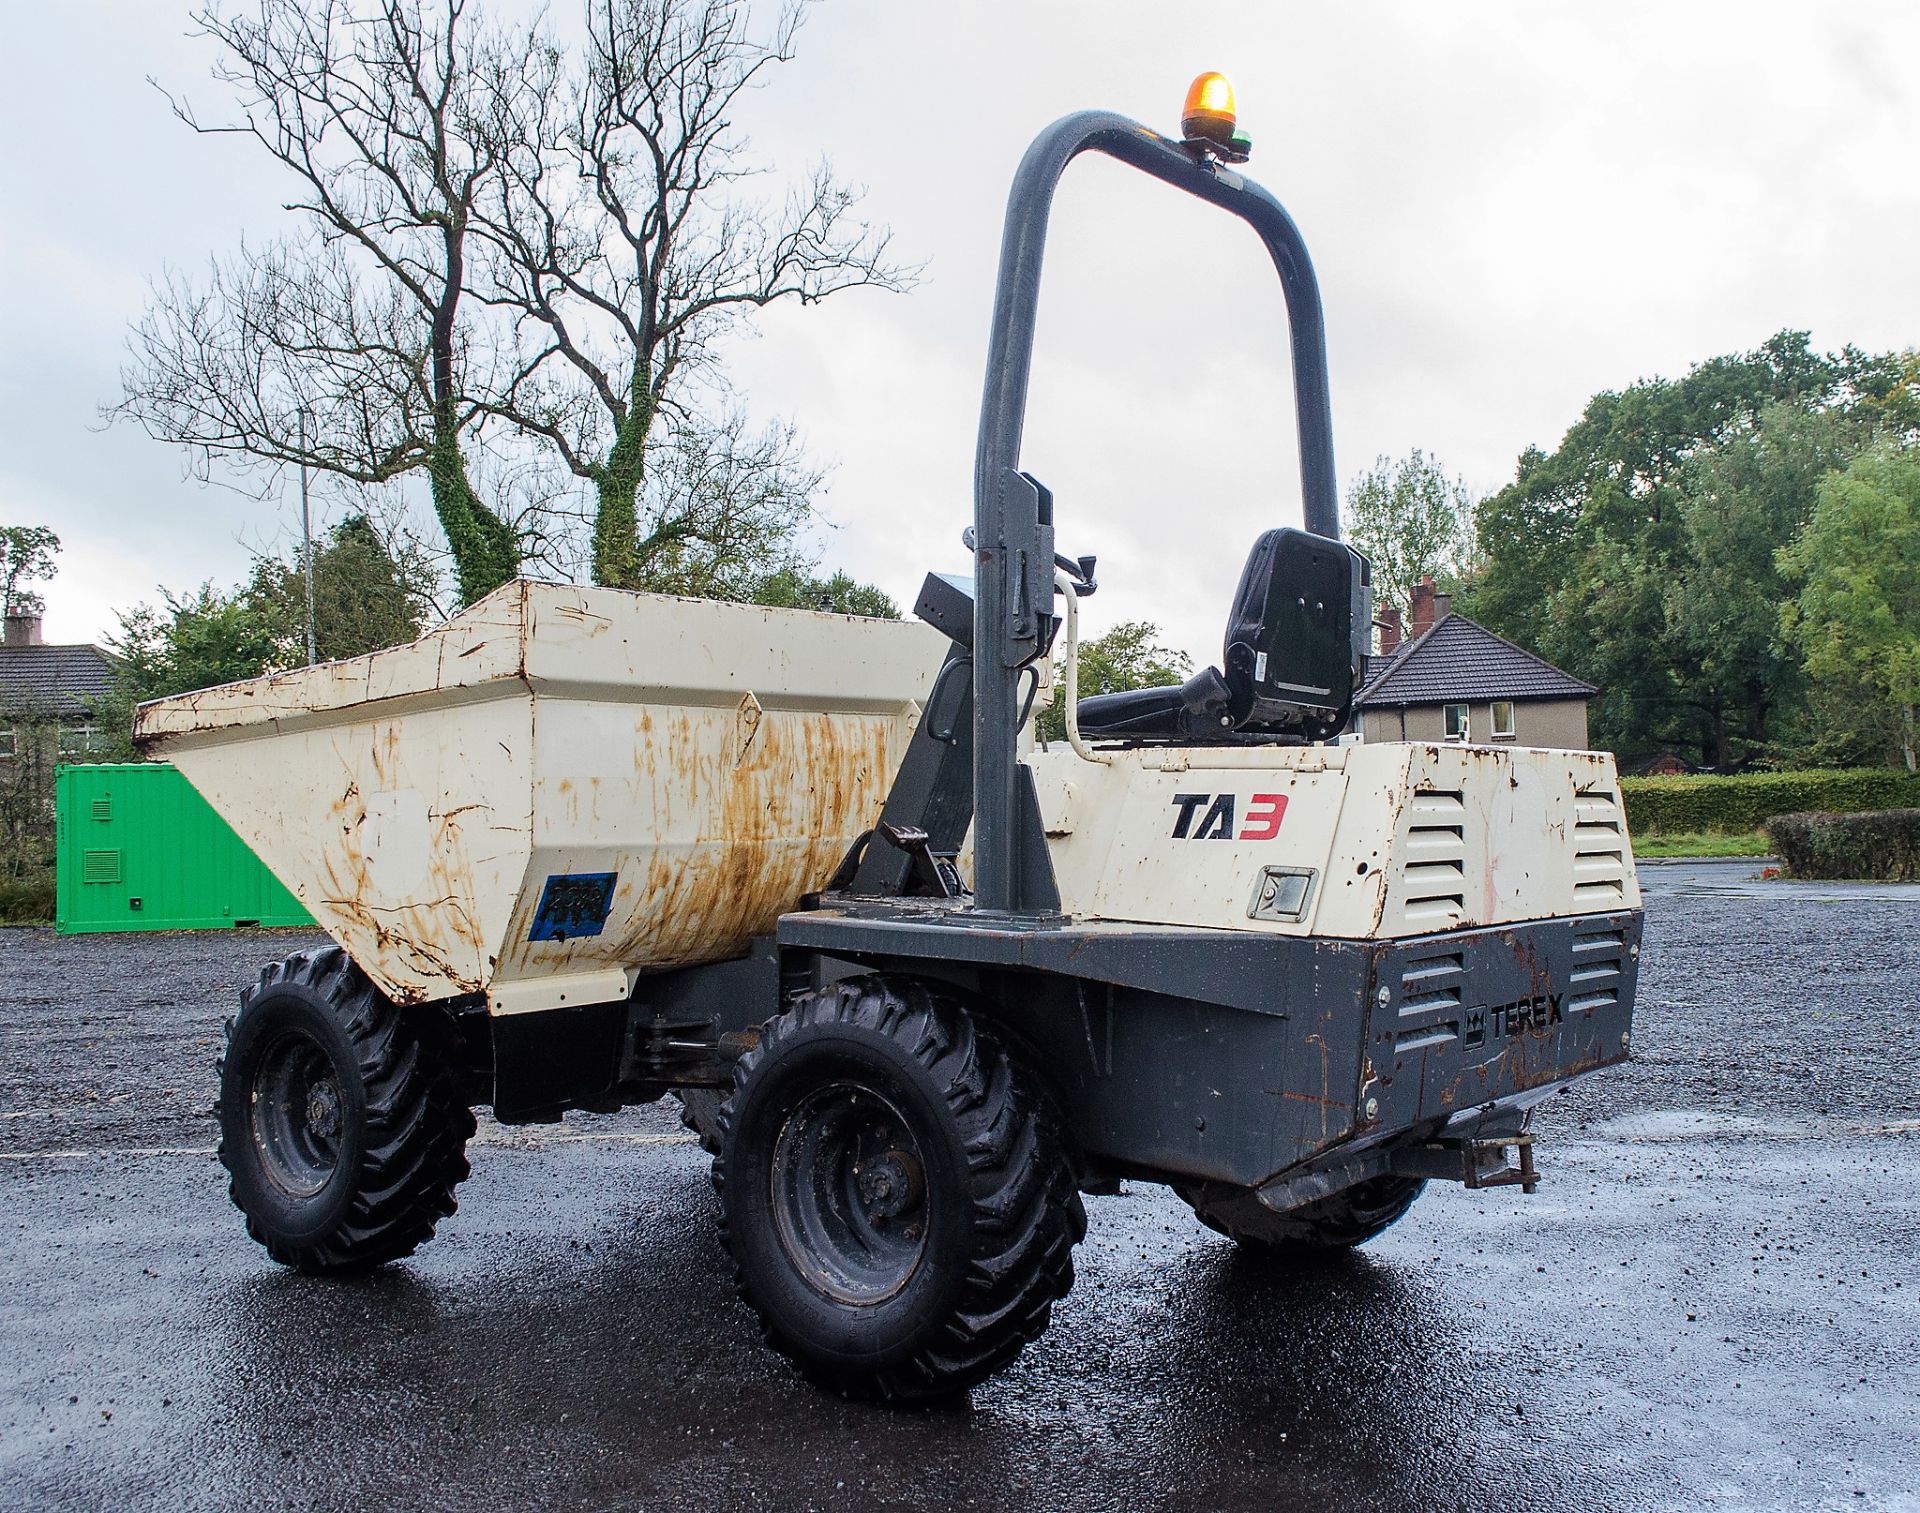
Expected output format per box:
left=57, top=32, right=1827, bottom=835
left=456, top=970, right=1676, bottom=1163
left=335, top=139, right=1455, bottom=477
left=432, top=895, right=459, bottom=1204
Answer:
left=4, top=1, right=1917, bottom=663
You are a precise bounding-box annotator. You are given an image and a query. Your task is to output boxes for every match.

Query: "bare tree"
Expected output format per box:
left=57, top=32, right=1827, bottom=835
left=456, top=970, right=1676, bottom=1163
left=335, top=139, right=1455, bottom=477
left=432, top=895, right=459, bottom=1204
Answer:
left=114, top=0, right=529, bottom=604
left=116, top=0, right=910, bottom=604
left=467, top=0, right=916, bottom=588
left=618, top=407, right=826, bottom=596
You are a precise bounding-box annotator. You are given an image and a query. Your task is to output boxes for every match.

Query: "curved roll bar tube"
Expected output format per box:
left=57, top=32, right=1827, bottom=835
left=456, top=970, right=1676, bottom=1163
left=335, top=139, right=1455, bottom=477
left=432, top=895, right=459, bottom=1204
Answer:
left=970, top=109, right=1341, bottom=915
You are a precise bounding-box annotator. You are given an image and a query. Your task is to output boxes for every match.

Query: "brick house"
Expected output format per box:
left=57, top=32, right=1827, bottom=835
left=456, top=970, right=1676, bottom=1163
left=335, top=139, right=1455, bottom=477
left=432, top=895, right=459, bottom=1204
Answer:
left=1351, top=579, right=1596, bottom=749
left=0, top=610, right=118, bottom=771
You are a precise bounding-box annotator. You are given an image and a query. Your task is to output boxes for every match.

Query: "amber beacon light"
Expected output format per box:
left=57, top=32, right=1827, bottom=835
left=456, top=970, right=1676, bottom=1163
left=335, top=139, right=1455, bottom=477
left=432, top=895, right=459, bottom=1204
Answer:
left=1180, top=71, right=1252, bottom=163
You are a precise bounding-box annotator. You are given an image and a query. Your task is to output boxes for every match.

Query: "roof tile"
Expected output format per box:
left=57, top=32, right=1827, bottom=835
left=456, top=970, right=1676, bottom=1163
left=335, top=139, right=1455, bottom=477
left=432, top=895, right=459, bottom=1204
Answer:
left=0, top=644, right=119, bottom=718
left=1356, top=613, right=1594, bottom=708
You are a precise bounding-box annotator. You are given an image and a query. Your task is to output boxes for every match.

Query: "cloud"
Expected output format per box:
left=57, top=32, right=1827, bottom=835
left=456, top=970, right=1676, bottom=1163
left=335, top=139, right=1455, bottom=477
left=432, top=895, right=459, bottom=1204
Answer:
left=4, top=0, right=1916, bottom=660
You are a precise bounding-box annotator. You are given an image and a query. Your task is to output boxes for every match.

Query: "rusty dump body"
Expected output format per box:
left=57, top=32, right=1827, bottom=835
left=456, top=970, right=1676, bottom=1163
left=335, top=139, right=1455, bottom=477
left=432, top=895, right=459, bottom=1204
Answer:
left=135, top=580, right=949, bottom=1017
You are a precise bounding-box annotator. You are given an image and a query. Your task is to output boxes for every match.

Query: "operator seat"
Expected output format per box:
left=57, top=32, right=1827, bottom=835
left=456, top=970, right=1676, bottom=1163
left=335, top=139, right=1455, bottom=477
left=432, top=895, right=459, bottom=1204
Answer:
left=1074, top=526, right=1368, bottom=745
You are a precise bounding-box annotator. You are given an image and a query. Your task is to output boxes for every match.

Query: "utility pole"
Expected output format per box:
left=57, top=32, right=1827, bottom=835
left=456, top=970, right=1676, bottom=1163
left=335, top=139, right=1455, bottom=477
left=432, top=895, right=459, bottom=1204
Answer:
left=298, top=412, right=317, bottom=665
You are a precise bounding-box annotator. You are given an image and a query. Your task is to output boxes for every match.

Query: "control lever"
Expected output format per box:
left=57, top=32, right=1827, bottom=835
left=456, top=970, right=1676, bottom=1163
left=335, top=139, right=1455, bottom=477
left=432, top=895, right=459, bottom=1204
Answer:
left=961, top=526, right=1096, bottom=598
left=1055, top=552, right=1097, bottom=597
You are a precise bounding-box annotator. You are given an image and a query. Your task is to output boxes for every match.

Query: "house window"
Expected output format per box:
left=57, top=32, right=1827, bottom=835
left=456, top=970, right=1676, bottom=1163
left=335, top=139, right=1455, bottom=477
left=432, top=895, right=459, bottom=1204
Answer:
left=1491, top=701, right=1516, bottom=739
left=1443, top=703, right=1469, bottom=741
left=58, top=724, right=99, bottom=757
left=0, top=728, right=15, bottom=760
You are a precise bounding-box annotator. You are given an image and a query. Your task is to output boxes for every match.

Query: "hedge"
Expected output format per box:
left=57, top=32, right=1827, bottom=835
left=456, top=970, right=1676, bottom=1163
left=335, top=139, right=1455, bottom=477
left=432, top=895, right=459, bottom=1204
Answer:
left=0, top=870, right=55, bottom=925
left=1764, top=810, right=1920, bottom=881
left=1621, top=769, right=1920, bottom=836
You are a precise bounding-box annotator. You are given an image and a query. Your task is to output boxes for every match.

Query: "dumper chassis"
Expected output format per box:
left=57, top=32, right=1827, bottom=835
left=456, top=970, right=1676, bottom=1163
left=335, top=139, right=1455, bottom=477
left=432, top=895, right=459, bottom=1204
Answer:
left=156, top=88, right=1643, bottom=1402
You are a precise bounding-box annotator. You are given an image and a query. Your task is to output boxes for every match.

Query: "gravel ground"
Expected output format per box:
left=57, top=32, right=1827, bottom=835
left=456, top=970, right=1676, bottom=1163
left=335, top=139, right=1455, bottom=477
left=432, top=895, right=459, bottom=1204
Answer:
left=1, top=866, right=1916, bottom=1512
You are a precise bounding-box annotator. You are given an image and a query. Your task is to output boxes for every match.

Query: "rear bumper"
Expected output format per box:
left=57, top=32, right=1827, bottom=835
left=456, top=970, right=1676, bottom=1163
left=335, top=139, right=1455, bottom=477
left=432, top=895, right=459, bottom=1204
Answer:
left=1358, top=909, right=1642, bottom=1145
left=1247, top=909, right=1642, bottom=1208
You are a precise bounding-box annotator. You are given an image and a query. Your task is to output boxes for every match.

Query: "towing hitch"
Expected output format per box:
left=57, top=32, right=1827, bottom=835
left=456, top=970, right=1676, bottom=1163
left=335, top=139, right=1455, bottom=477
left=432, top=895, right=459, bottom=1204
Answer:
left=1257, top=1130, right=1543, bottom=1214
left=1390, top=1132, right=1541, bottom=1194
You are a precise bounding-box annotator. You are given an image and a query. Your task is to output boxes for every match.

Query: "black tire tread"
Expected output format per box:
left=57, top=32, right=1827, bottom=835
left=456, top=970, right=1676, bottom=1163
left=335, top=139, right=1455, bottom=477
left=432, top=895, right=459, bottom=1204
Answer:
left=218, top=945, right=475, bottom=1274
left=674, top=1087, right=724, bottom=1156
left=713, top=976, right=1085, bottom=1401
left=1177, top=1174, right=1425, bottom=1254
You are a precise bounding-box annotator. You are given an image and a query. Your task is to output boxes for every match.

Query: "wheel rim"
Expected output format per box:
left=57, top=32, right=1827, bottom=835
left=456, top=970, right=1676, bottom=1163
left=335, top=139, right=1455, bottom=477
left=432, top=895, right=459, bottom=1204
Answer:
left=248, top=1028, right=346, bottom=1199
left=769, top=1081, right=929, bottom=1306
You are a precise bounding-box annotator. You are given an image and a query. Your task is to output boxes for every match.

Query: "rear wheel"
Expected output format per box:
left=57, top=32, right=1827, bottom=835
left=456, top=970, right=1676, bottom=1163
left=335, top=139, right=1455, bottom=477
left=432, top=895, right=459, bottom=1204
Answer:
left=217, top=946, right=475, bottom=1274
left=1177, top=1175, right=1426, bottom=1254
left=714, top=975, right=1085, bottom=1401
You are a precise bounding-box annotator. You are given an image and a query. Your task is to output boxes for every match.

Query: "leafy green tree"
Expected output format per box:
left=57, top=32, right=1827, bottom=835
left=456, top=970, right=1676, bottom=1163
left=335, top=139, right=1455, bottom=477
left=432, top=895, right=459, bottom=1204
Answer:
left=1461, top=331, right=1897, bottom=763
left=1780, top=447, right=1920, bottom=771
left=0, top=524, right=63, bottom=900
left=1342, top=451, right=1473, bottom=613
left=249, top=515, right=432, bottom=663
left=1, top=526, right=60, bottom=617
left=750, top=567, right=898, bottom=619
left=93, top=515, right=434, bottom=757
left=1665, top=403, right=1863, bottom=764
left=0, top=705, right=60, bottom=919
left=106, top=587, right=284, bottom=704
left=1470, top=332, right=1848, bottom=645
left=1039, top=621, right=1191, bottom=744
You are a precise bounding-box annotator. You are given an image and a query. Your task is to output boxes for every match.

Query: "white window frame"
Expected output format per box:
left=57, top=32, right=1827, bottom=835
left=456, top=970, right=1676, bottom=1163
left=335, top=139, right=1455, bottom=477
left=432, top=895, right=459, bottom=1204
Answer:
left=1490, top=700, right=1516, bottom=740
left=58, top=723, right=98, bottom=757
left=0, top=728, right=15, bottom=759
left=1443, top=702, right=1470, bottom=742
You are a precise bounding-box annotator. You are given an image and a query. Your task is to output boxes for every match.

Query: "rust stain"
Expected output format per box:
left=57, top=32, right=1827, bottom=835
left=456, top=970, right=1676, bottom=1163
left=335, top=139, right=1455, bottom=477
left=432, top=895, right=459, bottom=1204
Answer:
left=1277, top=1089, right=1344, bottom=1109
left=500, top=701, right=905, bottom=981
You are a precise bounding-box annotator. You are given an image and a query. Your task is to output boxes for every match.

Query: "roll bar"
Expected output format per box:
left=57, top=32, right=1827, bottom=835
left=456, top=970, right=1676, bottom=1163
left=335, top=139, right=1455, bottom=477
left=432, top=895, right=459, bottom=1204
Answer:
left=970, top=109, right=1340, bottom=915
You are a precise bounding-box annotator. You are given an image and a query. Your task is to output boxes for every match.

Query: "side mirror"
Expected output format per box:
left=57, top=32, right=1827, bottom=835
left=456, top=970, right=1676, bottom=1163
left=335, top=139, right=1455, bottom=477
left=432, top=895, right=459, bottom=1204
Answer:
left=1222, top=527, right=1370, bottom=741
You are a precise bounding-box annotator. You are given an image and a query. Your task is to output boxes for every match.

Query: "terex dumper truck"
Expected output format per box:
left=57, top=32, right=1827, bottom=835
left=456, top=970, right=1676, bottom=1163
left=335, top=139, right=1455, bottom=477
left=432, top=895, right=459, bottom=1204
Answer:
left=136, top=77, right=1642, bottom=1401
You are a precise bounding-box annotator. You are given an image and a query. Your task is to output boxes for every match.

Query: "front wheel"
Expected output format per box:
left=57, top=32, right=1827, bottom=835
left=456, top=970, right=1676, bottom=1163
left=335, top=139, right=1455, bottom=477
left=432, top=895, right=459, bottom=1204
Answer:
left=217, top=946, right=475, bottom=1273
left=673, top=1087, right=724, bottom=1155
left=714, top=976, right=1085, bottom=1401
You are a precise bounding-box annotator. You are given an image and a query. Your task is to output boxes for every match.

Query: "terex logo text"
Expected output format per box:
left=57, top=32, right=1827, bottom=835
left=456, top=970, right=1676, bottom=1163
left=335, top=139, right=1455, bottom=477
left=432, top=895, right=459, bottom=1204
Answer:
left=1169, top=792, right=1287, bottom=841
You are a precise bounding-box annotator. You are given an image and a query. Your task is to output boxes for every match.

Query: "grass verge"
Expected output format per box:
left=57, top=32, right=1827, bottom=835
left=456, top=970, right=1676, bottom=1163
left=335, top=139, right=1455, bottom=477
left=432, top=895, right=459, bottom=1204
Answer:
left=1634, top=831, right=1770, bottom=859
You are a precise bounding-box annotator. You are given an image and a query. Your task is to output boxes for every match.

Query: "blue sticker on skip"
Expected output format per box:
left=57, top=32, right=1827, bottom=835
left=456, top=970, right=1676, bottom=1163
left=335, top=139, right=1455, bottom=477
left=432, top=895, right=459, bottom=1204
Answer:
left=529, top=872, right=617, bottom=942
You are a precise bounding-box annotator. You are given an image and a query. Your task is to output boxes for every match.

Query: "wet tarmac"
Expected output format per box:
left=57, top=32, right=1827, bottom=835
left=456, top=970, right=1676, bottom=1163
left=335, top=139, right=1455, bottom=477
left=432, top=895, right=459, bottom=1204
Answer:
left=2, top=870, right=1916, bottom=1512
left=1639, top=857, right=1920, bottom=905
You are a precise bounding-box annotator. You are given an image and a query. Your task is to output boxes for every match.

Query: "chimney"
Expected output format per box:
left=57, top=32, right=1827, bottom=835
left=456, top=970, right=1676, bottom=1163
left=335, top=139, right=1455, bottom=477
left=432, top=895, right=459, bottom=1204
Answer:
left=1408, top=576, right=1439, bottom=639
left=1377, top=605, right=1403, bottom=655
left=1432, top=590, right=1452, bottom=624
left=2, top=612, right=43, bottom=648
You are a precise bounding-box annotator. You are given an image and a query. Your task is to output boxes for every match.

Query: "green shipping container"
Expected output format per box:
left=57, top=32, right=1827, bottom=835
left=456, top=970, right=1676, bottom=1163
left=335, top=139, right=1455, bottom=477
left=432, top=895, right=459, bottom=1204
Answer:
left=55, top=763, right=316, bottom=934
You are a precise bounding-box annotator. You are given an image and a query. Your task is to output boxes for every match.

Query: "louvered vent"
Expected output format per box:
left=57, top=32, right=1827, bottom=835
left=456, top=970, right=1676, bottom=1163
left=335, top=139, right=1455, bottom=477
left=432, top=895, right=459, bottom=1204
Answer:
left=1401, top=789, right=1466, bottom=926
left=1568, top=922, right=1629, bottom=1015
left=1393, top=949, right=1465, bottom=1051
left=82, top=849, right=122, bottom=885
left=1572, top=789, right=1629, bottom=909
left=91, top=797, right=113, bottom=822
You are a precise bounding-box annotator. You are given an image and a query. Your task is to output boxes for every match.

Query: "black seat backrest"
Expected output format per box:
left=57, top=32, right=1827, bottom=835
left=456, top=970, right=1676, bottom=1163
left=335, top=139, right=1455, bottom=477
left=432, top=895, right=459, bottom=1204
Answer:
left=1220, top=527, right=1369, bottom=741
left=1073, top=527, right=1369, bottom=745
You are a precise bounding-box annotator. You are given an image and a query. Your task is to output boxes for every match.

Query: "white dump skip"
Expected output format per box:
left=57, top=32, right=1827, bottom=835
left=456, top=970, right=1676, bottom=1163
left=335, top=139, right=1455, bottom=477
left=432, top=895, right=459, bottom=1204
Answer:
left=137, top=581, right=947, bottom=1011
